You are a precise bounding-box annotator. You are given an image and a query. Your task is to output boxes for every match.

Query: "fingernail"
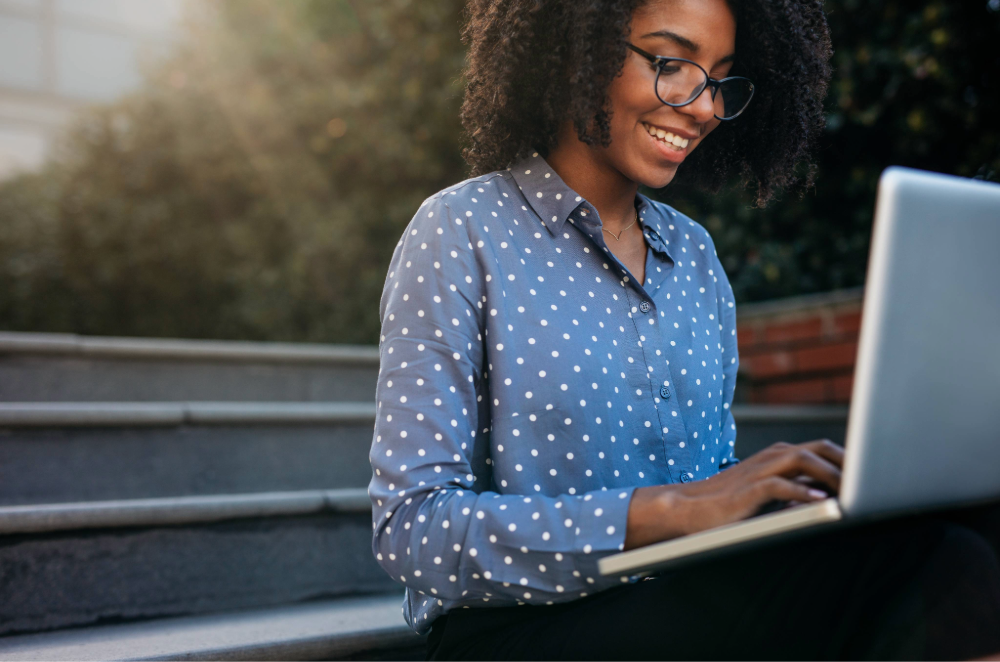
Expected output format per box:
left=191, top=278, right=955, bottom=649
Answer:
left=808, top=489, right=827, bottom=499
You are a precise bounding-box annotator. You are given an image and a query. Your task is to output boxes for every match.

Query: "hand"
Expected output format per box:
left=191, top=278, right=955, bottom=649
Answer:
left=624, top=439, right=844, bottom=550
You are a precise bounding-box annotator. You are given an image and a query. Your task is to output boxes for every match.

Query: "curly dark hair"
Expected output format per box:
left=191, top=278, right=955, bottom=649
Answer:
left=458, top=0, right=832, bottom=206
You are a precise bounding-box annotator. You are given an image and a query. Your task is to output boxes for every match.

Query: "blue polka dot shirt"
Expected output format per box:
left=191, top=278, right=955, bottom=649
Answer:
left=369, top=152, right=741, bottom=634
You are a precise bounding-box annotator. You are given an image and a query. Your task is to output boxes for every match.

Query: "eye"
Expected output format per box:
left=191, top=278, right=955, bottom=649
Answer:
left=657, top=62, right=683, bottom=76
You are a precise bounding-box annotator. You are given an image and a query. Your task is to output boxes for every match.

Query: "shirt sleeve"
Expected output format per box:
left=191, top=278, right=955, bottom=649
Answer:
left=713, top=241, right=740, bottom=471
left=369, top=193, right=636, bottom=608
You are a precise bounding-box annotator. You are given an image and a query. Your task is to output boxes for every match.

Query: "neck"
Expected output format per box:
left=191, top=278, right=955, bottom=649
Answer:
left=544, top=122, right=639, bottom=235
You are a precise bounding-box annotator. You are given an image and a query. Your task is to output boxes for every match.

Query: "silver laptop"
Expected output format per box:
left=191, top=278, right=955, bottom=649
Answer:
left=600, top=166, right=1000, bottom=577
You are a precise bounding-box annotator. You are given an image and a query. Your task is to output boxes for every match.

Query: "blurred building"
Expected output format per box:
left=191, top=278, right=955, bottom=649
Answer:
left=0, top=0, right=181, bottom=180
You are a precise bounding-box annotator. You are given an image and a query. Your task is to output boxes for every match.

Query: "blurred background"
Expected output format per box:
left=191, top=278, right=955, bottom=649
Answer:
left=0, top=0, right=998, bottom=344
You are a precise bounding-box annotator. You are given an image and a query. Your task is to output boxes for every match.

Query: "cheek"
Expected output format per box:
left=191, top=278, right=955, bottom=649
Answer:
left=607, top=71, right=657, bottom=129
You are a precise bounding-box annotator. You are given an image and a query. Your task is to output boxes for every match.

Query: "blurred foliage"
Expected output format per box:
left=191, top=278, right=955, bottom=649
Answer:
left=0, top=0, right=997, bottom=341
left=0, top=0, right=467, bottom=342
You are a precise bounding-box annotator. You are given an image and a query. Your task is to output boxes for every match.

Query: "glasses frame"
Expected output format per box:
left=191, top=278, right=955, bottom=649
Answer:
left=626, top=43, right=754, bottom=121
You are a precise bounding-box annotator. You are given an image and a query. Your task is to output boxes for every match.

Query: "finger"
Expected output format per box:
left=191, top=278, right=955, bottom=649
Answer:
left=732, top=441, right=793, bottom=469
left=772, top=447, right=842, bottom=493
left=724, top=442, right=829, bottom=489
left=756, top=476, right=831, bottom=505
left=800, top=438, right=845, bottom=468
left=792, top=475, right=831, bottom=491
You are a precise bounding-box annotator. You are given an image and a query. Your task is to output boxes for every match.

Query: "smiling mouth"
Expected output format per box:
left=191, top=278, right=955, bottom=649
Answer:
left=642, top=122, right=690, bottom=150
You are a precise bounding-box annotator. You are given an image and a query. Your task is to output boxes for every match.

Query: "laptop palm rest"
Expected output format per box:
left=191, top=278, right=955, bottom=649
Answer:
left=598, top=498, right=843, bottom=577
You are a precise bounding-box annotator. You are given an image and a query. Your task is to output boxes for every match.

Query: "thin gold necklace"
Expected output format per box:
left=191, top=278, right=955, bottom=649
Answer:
left=602, top=206, right=639, bottom=241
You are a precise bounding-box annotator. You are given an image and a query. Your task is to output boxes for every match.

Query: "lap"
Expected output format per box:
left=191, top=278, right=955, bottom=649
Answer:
left=428, top=503, right=1000, bottom=661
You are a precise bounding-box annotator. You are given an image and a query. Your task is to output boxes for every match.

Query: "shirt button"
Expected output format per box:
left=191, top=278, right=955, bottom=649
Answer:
left=660, top=385, right=670, bottom=399
left=679, top=473, right=691, bottom=483
left=639, top=301, right=651, bottom=313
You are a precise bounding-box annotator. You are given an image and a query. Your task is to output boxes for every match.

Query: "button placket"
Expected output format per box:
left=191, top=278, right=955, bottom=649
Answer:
left=654, top=379, right=689, bottom=482
left=625, top=290, right=689, bottom=484
left=570, top=207, right=651, bottom=399
left=577, top=200, right=692, bottom=483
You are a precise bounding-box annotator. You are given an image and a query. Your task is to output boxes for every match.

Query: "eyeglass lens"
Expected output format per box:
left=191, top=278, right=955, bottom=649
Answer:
left=655, top=61, right=753, bottom=119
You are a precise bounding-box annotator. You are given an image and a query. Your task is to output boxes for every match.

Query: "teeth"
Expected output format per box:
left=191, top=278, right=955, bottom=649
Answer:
left=643, top=123, right=689, bottom=149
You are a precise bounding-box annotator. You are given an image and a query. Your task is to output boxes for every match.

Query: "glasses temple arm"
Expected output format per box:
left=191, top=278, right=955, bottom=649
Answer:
left=626, top=43, right=658, bottom=63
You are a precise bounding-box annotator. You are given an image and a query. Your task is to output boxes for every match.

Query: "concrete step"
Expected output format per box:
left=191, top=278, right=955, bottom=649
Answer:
left=0, top=332, right=379, bottom=403
left=0, top=401, right=843, bottom=506
left=0, top=490, right=399, bottom=636
left=0, top=402, right=376, bottom=505
left=0, top=489, right=371, bottom=535
left=0, top=593, right=423, bottom=661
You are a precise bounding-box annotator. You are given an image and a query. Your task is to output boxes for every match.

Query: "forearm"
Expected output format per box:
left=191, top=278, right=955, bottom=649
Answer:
left=623, top=484, right=691, bottom=550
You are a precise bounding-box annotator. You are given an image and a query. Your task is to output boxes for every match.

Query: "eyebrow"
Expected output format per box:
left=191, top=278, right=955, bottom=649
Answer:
left=640, top=29, right=735, bottom=64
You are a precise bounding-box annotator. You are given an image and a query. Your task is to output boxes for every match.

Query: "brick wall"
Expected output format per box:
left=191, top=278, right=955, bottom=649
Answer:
left=735, top=288, right=864, bottom=405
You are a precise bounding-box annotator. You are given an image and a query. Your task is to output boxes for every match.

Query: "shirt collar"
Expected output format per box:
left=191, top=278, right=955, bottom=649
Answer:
left=509, top=152, right=584, bottom=236
left=635, top=197, right=675, bottom=262
left=509, top=151, right=674, bottom=261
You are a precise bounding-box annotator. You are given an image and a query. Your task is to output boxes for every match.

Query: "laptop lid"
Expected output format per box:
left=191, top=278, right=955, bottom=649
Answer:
left=839, top=167, right=1000, bottom=517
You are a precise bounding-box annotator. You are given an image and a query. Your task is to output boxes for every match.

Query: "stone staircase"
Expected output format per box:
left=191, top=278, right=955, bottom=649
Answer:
left=0, top=331, right=848, bottom=660
left=0, top=331, right=422, bottom=660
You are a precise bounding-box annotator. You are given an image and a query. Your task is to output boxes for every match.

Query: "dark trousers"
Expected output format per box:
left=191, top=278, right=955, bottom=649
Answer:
left=427, top=500, right=1000, bottom=660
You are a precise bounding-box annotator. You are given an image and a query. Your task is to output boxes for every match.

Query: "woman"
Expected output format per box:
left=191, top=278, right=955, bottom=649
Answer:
left=369, top=0, right=1000, bottom=658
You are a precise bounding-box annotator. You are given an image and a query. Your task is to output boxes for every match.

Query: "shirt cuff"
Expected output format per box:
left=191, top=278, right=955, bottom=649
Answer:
left=575, top=485, right=637, bottom=556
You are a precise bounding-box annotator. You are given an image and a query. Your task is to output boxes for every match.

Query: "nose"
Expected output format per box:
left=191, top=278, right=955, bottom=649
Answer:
left=676, top=85, right=716, bottom=124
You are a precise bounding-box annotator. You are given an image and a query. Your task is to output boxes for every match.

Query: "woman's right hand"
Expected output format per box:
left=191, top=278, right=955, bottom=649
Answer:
left=624, top=439, right=844, bottom=550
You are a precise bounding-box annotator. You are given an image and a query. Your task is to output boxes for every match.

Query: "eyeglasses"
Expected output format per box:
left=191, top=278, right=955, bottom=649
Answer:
left=626, top=43, right=754, bottom=121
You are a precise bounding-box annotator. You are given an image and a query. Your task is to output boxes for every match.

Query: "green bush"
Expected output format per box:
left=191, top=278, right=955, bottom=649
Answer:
left=0, top=0, right=996, bottom=341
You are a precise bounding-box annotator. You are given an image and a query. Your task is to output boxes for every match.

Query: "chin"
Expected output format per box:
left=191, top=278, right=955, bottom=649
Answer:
left=633, top=162, right=679, bottom=190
